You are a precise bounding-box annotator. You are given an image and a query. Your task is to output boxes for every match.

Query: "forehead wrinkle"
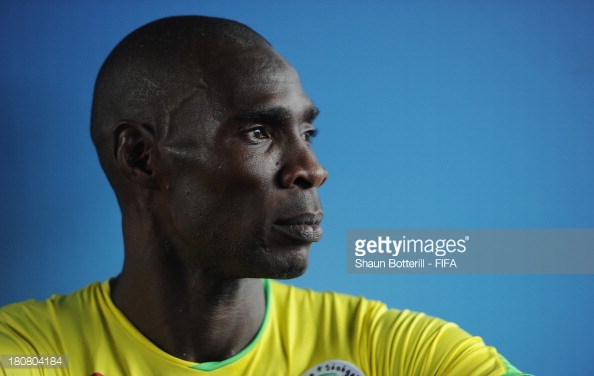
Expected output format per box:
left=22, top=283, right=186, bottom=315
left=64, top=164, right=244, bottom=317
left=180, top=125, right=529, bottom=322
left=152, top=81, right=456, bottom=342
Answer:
left=161, top=81, right=208, bottom=143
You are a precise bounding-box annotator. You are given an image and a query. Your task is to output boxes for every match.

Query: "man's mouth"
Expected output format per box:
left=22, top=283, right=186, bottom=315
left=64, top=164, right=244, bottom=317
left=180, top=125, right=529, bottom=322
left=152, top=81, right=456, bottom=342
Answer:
left=274, top=213, right=324, bottom=243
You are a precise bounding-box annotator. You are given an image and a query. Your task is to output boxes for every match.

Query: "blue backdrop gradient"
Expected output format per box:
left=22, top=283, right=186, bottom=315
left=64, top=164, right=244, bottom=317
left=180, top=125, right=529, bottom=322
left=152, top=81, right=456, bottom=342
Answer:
left=1, top=1, right=593, bottom=374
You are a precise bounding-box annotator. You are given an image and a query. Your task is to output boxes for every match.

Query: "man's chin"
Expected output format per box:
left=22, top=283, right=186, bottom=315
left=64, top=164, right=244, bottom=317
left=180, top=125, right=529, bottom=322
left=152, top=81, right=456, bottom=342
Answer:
left=257, top=245, right=310, bottom=280
left=269, top=262, right=309, bottom=280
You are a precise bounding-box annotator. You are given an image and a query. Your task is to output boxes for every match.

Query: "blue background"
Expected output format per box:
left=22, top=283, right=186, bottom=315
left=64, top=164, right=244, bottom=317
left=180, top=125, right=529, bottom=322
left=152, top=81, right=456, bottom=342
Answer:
left=1, top=1, right=593, bottom=374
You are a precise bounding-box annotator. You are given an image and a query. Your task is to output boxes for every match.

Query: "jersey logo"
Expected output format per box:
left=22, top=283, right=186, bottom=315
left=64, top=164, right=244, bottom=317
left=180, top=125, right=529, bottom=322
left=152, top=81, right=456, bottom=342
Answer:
left=301, top=359, right=365, bottom=376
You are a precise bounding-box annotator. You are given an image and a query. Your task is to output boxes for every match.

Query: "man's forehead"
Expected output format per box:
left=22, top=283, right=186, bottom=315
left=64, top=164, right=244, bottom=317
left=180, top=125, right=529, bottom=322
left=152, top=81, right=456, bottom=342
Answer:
left=202, top=43, right=294, bottom=85
left=199, top=46, right=310, bottom=112
left=162, top=47, right=313, bottom=144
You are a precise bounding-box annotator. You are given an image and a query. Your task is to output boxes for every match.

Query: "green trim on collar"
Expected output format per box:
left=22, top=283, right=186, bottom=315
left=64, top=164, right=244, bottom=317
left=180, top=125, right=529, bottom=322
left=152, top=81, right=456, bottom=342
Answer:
left=499, top=355, right=533, bottom=376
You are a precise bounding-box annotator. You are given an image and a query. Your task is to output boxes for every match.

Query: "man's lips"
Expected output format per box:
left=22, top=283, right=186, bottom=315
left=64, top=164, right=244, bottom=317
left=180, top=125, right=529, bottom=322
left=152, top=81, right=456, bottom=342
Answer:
left=274, top=213, right=324, bottom=243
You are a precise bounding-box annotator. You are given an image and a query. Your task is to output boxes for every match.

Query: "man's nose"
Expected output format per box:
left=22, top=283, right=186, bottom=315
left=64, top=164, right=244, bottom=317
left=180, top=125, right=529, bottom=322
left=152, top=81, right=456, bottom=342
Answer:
left=279, top=145, right=328, bottom=189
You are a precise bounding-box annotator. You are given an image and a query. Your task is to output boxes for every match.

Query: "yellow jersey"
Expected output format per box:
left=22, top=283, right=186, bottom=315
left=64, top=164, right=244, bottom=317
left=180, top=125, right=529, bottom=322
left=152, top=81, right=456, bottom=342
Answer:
left=0, top=279, right=528, bottom=375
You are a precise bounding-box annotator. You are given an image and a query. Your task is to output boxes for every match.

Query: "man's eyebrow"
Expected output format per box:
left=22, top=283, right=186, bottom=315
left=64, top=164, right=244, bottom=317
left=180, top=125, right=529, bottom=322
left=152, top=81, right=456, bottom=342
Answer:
left=234, top=105, right=320, bottom=124
left=306, top=106, right=320, bottom=123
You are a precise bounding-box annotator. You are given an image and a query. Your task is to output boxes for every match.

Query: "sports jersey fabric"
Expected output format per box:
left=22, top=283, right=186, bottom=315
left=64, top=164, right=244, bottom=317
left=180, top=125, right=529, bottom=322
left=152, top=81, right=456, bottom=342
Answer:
left=0, top=279, right=529, bottom=375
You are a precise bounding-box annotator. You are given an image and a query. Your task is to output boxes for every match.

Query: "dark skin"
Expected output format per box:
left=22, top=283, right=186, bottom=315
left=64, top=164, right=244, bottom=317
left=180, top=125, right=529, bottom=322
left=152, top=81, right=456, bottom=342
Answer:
left=106, top=40, right=327, bottom=362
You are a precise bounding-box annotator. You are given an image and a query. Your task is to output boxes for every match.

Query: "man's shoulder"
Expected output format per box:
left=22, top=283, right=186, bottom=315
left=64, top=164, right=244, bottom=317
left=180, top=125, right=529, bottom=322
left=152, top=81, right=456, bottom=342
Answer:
left=0, top=281, right=105, bottom=320
left=0, top=281, right=106, bottom=352
left=269, top=279, right=390, bottom=317
left=268, top=280, right=442, bottom=331
left=267, top=280, right=420, bottom=344
left=267, top=281, right=530, bottom=376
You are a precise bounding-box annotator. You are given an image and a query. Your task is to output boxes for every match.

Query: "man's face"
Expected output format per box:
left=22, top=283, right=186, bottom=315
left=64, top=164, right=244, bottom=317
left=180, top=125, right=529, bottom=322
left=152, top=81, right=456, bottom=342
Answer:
left=155, top=44, right=328, bottom=280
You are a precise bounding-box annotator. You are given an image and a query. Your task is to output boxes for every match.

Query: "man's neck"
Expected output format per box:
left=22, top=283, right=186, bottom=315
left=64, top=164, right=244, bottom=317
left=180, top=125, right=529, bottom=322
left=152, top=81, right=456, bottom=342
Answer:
left=110, top=265, right=266, bottom=363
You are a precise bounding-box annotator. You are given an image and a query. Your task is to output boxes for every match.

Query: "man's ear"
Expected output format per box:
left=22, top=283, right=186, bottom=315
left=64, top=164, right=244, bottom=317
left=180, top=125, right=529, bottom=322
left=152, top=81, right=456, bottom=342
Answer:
left=113, top=120, right=159, bottom=189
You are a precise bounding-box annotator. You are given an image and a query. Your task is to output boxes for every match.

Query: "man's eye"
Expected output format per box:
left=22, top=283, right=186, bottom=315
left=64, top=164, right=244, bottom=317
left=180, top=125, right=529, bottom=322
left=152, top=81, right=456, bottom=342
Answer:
left=246, top=127, right=270, bottom=140
left=302, top=129, right=318, bottom=143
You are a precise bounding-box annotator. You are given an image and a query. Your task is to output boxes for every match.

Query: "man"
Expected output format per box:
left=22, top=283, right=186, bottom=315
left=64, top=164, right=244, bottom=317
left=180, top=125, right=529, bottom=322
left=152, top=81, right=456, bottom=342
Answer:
left=0, top=16, right=528, bottom=375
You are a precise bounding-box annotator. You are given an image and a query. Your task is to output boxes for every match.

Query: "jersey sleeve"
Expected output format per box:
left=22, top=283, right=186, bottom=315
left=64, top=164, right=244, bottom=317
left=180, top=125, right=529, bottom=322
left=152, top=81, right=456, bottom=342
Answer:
left=0, top=301, right=69, bottom=376
left=0, top=326, right=56, bottom=376
left=360, top=306, right=531, bottom=376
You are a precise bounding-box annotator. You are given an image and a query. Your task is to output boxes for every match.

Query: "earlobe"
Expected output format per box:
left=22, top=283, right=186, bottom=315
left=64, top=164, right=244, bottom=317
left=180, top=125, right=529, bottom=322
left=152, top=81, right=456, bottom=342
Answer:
left=114, top=120, right=159, bottom=189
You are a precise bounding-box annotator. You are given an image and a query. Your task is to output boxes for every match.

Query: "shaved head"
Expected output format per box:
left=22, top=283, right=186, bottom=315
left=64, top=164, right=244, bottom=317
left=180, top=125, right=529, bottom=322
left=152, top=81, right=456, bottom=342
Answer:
left=86, top=14, right=325, bottom=287
left=90, top=16, right=271, bottom=192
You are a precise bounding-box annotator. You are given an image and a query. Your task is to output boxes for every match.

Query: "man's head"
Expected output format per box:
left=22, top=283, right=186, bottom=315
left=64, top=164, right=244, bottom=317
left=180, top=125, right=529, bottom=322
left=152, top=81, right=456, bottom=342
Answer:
left=91, top=16, right=328, bottom=281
